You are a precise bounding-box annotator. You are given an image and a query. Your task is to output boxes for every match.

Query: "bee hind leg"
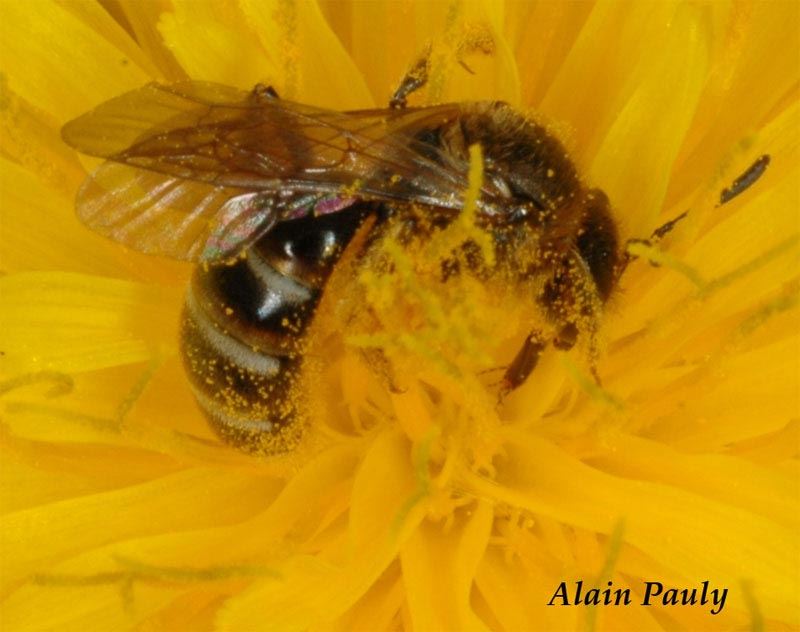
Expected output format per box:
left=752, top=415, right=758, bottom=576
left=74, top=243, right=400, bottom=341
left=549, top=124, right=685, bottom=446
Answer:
left=499, top=331, right=547, bottom=400
left=389, top=46, right=431, bottom=109
left=497, top=323, right=605, bottom=404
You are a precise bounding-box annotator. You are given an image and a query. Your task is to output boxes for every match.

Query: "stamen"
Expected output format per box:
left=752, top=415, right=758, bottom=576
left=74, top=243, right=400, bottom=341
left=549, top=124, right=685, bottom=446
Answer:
left=391, top=426, right=440, bottom=535
left=630, top=237, right=798, bottom=352
left=719, top=154, right=770, bottom=205
left=698, top=234, right=799, bottom=299
left=3, top=402, right=118, bottom=433
left=584, top=519, right=626, bottom=632
left=33, top=558, right=279, bottom=613
left=115, top=353, right=164, bottom=427
left=0, top=371, right=74, bottom=398
left=456, top=23, right=496, bottom=67
left=706, top=284, right=799, bottom=370
left=113, top=556, right=280, bottom=581
left=424, top=143, right=495, bottom=268
left=412, top=425, right=440, bottom=491
left=560, top=355, right=624, bottom=411
left=433, top=433, right=460, bottom=488
left=33, top=571, right=127, bottom=586
left=740, top=580, right=765, bottom=632
left=427, top=22, right=494, bottom=102
left=463, top=143, right=495, bottom=267
left=735, top=286, right=800, bottom=339
left=625, top=241, right=705, bottom=288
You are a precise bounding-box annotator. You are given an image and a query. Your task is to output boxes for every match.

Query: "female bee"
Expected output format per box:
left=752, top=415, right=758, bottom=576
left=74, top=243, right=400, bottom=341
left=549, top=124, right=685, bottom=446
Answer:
left=62, top=76, right=624, bottom=455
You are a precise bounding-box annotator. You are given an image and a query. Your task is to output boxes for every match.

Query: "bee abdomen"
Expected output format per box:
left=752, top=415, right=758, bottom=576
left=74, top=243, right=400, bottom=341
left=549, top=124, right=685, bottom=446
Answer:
left=180, top=205, right=374, bottom=454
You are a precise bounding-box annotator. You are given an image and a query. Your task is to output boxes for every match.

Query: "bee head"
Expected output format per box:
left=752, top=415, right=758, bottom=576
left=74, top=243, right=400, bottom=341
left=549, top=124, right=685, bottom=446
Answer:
left=457, top=102, right=582, bottom=217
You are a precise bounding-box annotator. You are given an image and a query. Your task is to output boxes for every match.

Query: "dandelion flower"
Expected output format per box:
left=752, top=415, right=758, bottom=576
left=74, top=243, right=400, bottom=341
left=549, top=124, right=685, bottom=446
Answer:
left=1, top=1, right=798, bottom=630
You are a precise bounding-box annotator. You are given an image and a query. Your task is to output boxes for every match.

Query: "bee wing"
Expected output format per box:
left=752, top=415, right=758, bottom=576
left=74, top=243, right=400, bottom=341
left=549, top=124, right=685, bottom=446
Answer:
left=62, top=81, right=482, bottom=261
left=73, top=162, right=277, bottom=261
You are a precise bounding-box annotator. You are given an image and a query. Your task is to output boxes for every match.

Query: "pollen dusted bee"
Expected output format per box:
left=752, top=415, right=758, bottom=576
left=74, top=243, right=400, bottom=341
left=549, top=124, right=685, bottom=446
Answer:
left=62, top=70, right=637, bottom=455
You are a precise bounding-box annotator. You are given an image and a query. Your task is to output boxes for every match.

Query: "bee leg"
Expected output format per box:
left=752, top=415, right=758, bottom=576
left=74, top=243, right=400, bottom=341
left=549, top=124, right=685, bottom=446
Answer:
left=389, top=46, right=431, bottom=109
left=500, top=331, right=547, bottom=398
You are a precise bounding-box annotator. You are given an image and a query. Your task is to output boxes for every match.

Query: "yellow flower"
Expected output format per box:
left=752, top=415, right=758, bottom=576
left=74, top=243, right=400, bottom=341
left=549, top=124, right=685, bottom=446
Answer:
left=1, top=1, right=798, bottom=630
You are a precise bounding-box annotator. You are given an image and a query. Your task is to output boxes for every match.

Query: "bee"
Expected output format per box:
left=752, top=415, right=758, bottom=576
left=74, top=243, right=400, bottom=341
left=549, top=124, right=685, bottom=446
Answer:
left=59, top=65, right=621, bottom=454
left=64, top=65, right=768, bottom=456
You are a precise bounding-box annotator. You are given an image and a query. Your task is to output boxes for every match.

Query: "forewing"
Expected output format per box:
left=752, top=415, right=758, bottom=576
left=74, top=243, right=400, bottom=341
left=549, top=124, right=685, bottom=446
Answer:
left=61, top=82, right=258, bottom=160
left=76, top=162, right=276, bottom=261
left=64, top=81, right=474, bottom=195
left=62, top=81, right=483, bottom=261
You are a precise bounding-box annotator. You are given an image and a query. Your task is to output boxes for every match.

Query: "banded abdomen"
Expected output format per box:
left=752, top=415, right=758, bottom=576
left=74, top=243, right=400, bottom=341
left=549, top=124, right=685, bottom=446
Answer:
left=181, top=204, right=375, bottom=454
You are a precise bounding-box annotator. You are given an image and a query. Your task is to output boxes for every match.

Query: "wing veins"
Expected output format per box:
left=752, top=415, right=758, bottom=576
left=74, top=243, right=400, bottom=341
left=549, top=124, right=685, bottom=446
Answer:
left=63, top=81, right=501, bottom=263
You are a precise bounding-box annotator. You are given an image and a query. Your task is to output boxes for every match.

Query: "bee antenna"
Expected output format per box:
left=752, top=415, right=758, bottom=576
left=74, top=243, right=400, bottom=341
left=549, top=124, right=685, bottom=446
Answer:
left=616, top=211, right=688, bottom=278
left=650, top=210, right=688, bottom=241
left=618, top=152, right=772, bottom=279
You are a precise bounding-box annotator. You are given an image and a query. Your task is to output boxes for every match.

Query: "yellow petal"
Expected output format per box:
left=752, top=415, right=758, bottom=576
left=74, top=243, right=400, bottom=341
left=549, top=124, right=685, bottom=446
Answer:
left=641, top=339, right=800, bottom=449
left=239, top=0, right=372, bottom=108
left=114, top=0, right=189, bottom=82
left=158, top=1, right=278, bottom=90
left=476, top=548, right=564, bottom=631
left=0, top=272, right=181, bottom=374
left=541, top=0, right=685, bottom=159
left=348, top=0, right=519, bottom=106
left=0, top=90, right=84, bottom=198
left=0, top=467, right=277, bottom=590
left=0, top=0, right=150, bottom=123
left=668, top=1, right=800, bottom=206
left=400, top=500, right=493, bottom=631
left=217, top=430, right=423, bottom=631
left=1, top=581, right=177, bottom=631
left=1, top=430, right=179, bottom=514
left=587, top=2, right=711, bottom=237
left=332, top=562, right=404, bottom=631
left=0, top=158, right=188, bottom=282
left=55, top=0, right=161, bottom=79
left=513, top=1, right=594, bottom=107
left=589, top=433, right=798, bottom=530
left=465, top=432, right=799, bottom=623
